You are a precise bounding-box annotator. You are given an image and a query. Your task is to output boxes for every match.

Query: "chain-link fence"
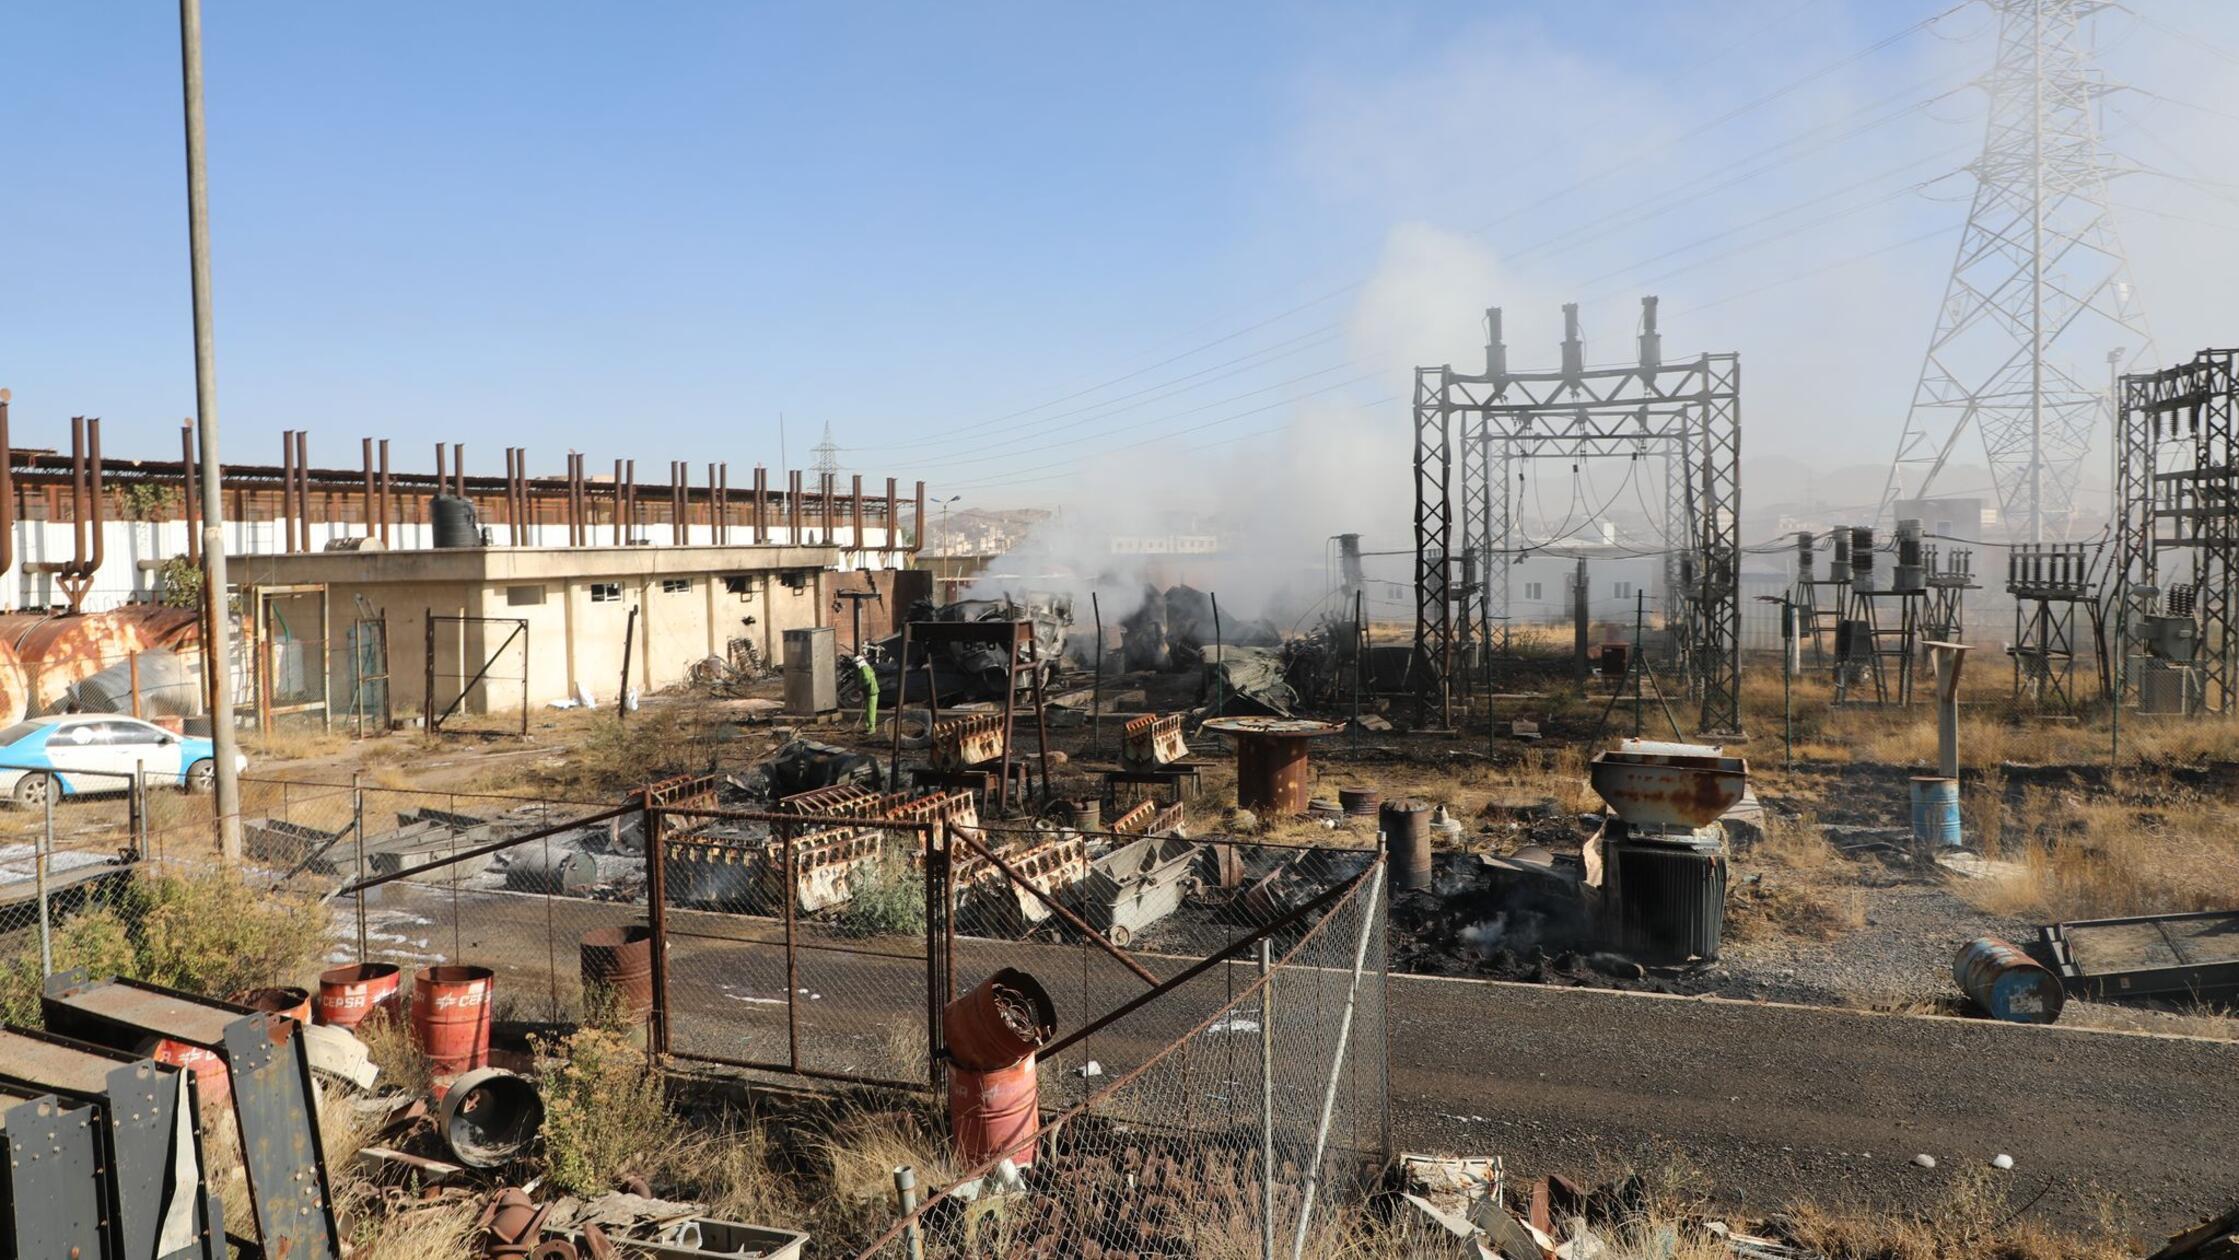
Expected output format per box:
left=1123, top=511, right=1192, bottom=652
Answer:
left=855, top=858, right=1389, bottom=1259
left=0, top=772, right=632, bottom=1028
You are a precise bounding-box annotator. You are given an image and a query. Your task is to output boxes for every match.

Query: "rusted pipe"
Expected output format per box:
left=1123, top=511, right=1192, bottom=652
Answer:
left=624, top=458, right=637, bottom=543
left=788, top=469, right=802, bottom=542
left=821, top=472, right=836, bottom=546
left=377, top=439, right=391, bottom=546
left=179, top=418, right=200, bottom=565
left=753, top=465, right=767, bottom=543
left=68, top=417, right=89, bottom=574
left=434, top=443, right=447, bottom=510
left=293, top=428, right=309, bottom=551
left=88, top=418, right=105, bottom=577
left=611, top=458, right=625, bottom=544
left=884, top=476, right=898, bottom=552
left=913, top=480, right=927, bottom=553
left=451, top=443, right=464, bottom=499
left=851, top=474, right=864, bottom=553
left=361, top=438, right=375, bottom=540
left=670, top=460, right=684, bottom=545
left=712, top=462, right=727, bottom=544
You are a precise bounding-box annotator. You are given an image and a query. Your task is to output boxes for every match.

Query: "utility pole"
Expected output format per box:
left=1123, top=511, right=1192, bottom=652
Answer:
left=1572, top=556, right=1590, bottom=686
left=180, top=0, right=242, bottom=861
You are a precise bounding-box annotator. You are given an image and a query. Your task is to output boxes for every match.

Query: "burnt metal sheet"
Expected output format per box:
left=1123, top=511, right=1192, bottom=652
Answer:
left=2043, top=909, right=2239, bottom=1003
left=221, top=1014, right=341, bottom=1259
left=0, top=1088, right=107, bottom=1259
left=1587, top=743, right=1748, bottom=830
left=42, top=975, right=340, bottom=1258
left=0, top=1027, right=223, bottom=1260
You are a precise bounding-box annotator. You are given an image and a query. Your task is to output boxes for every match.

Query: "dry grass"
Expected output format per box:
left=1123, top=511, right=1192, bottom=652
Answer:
left=2057, top=997, right=2239, bottom=1041
left=1726, top=812, right=1863, bottom=944
left=1962, top=776, right=2239, bottom=922
left=1785, top=1168, right=2133, bottom=1259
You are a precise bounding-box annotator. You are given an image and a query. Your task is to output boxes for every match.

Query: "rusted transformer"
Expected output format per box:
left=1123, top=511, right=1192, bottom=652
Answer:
left=1120, top=713, right=1188, bottom=769
left=0, top=607, right=194, bottom=717
left=761, top=825, right=887, bottom=913
left=1588, top=739, right=1749, bottom=965
left=951, top=833, right=1090, bottom=933
left=1200, top=716, right=1343, bottom=816
left=1074, top=834, right=1204, bottom=946
left=930, top=712, right=1008, bottom=771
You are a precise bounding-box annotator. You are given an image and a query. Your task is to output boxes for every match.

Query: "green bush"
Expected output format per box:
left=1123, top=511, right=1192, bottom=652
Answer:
left=0, top=869, right=326, bottom=1026
left=539, top=1026, right=674, bottom=1196
left=833, top=856, right=926, bottom=939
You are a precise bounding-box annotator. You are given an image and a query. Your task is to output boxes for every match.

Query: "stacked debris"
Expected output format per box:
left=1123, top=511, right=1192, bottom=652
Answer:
left=869, top=596, right=1069, bottom=701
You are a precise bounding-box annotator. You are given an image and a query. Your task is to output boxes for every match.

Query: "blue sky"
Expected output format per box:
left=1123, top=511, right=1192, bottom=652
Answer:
left=5, top=2, right=2237, bottom=524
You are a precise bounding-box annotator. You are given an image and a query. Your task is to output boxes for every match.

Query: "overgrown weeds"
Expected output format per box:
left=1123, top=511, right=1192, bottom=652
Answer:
left=0, top=868, right=325, bottom=1025
left=1785, top=1167, right=2132, bottom=1259
left=538, top=1025, right=676, bottom=1196
left=834, top=856, right=928, bottom=939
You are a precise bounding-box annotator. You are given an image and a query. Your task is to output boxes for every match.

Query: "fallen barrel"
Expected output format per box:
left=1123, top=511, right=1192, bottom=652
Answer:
left=943, top=968, right=1054, bottom=1072
left=437, top=1067, right=544, bottom=1168
left=1954, top=936, right=2064, bottom=1024
left=231, top=986, right=313, bottom=1024
left=316, top=962, right=401, bottom=1030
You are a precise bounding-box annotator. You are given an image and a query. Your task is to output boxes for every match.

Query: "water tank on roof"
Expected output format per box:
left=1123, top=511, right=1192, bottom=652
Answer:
left=431, top=496, right=482, bottom=549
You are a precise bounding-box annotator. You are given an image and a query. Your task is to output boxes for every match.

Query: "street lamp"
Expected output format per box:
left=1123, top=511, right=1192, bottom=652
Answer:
left=934, top=495, right=962, bottom=555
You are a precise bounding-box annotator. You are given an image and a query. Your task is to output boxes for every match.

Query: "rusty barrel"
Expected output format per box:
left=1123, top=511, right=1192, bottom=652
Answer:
left=580, top=925, right=655, bottom=1024
left=1380, top=799, right=1433, bottom=890
left=1338, top=787, right=1382, bottom=818
left=943, top=968, right=1054, bottom=1072
left=1234, top=733, right=1314, bottom=815
left=1061, top=797, right=1102, bottom=831
left=315, top=962, right=402, bottom=1030
left=232, top=986, right=312, bottom=1024
left=149, top=1039, right=229, bottom=1106
left=413, top=965, right=495, bottom=1082
left=948, top=1054, right=1039, bottom=1169
left=1910, top=776, right=1962, bottom=848
left=1953, top=936, right=2064, bottom=1024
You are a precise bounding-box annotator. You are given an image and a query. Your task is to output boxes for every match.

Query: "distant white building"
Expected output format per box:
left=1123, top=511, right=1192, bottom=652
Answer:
left=1497, top=544, right=1667, bottom=628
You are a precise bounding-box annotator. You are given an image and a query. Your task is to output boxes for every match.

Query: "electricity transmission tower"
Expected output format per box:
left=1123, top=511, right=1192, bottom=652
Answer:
left=1878, top=0, right=2152, bottom=541
left=811, top=422, right=843, bottom=479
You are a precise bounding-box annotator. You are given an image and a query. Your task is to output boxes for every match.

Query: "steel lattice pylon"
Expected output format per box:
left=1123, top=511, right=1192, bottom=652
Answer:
left=1878, top=0, right=2151, bottom=541
left=1413, top=298, right=1743, bottom=734
left=2114, top=349, right=2238, bottom=715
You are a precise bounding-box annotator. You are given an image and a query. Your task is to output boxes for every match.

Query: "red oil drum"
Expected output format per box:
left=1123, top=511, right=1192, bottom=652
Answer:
left=579, top=926, right=655, bottom=1024
left=232, top=986, right=313, bottom=1025
left=412, top=965, right=494, bottom=1082
left=941, top=968, right=1054, bottom=1072
left=315, top=963, right=402, bottom=1030
left=948, top=1054, right=1039, bottom=1168
left=151, top=1039, right=229, bottom=1106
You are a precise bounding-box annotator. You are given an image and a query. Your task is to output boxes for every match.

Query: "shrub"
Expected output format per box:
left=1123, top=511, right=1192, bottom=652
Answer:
left=539, top=1026, right=674, bottom=1197
left=833, top=857, right=926, bottom=939
left=0, top=904, right=141, bottom=1025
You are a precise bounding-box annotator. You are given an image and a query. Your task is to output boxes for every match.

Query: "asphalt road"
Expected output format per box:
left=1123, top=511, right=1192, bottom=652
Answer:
left=378, top=883, right=2239, bottom=1235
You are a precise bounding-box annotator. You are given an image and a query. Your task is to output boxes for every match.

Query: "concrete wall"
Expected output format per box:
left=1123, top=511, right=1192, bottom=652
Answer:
left=7, top=517, right=900, bottom=615
left=235, top=545, right=850, bottom=720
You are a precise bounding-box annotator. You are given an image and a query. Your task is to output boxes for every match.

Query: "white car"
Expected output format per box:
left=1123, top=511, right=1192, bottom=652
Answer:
left=0, top=714, right=249, bottom=808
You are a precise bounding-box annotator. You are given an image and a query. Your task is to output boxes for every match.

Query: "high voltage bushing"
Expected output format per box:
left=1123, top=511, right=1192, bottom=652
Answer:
left=1894, top=519, right=1925, bottom=593
left=1849, top=526, right=1877, bottom=592
left=1795, top=530, right=1815, bottom=580
left=1829, top=529, right=1852, bottom=583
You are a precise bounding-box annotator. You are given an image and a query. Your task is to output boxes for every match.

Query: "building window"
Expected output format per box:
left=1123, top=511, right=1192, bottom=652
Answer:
left=722, top=575, right=752, bottom=595
left=661, top=578, right=691, bottom=595
left=1614, top=581, right=1634, bottom=599
left=1524, top=582, right=1543, bottom=601
left=589, top=582, right=622, bottom=603
left=506, top=585, right=546, bottom=607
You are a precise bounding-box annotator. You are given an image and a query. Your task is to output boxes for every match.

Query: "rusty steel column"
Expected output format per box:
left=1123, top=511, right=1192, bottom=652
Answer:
left=360, top=438, right=375, bottom=540
left=788, top=470, right=802, bottom=542
left=913, top=480, right=927, bottom=553
left=624, top=459, right=637, bottom=543
left=850, top=474, right=864, bottom=555
left=611, top=458, right=625, bottom=545
left=84, top=418, right=105, bottom=588
left=752, top=465, right=768, bottom=543
left=820, top=472, right=836, bottom=547
left=179, top=418, right=200, bottom=564
left=883, top=476, right=898, bottom=552
left=451, top=442, right=464, bottom=499
left=280, top=430, right=297, bottom=553
left=377, top=439, right=392, bottom=546
left=294, top=429, right=310, bottom=551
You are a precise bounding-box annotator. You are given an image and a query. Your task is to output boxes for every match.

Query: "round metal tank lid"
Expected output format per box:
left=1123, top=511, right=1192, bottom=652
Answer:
left=1199, top=717, right=1342, bottom=737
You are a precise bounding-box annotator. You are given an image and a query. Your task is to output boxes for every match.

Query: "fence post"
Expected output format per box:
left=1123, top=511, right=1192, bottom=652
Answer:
left=641, top=788, right=668, bottom=1056
left=128, top=650, right=141, bottom=718
left=1289, top=862, right=1385, bottom=1260
left=353, top=773, right=368, bottom=961
left=1259, top=938, right=1276, bottom=1260
left=132, top=759, right=146, bottom=859
left=37, top=782, right=53, bottom=975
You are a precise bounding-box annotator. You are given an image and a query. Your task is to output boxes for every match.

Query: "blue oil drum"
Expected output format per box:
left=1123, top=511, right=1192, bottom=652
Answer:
left=1910, top=776, right=1962, bottom=848
left=1953, top=936, right=2065, bottom=1024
